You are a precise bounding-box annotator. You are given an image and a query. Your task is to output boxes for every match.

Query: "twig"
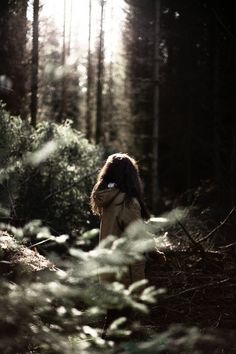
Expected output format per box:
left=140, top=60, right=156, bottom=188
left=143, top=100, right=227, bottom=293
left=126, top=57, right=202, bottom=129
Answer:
left=44, top=169, right=98, bottom=201
left=177, top=221, right=205, bottom=254
left=156, top=278, right=230, bottom=302
left=218, top=242, right=236, bottom=250
left=198, top=207, right=236, bottom=243
left=212, top=8, right=236, bottom=40
left=163, top=250, right=221, bottom=256
left=28, top=237, right=53, bottom=249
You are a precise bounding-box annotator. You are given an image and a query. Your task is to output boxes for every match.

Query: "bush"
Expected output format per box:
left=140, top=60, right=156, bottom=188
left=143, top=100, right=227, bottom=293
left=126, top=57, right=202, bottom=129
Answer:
left=0, top=103, right=103, bottom=238
left=0, top=221, right=158, bottom=354
left=1, top=222, right=234, bottom=354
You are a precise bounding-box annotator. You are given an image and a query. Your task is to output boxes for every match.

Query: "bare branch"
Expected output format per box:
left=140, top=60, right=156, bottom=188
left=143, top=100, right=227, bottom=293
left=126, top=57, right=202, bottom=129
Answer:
left=198, top=207, right=236, bottom=243
left=43, top=169, right=98, bottom=201
left=177, top=221, right=205, bottom=254
left=156, top=278, right=230, bottom=302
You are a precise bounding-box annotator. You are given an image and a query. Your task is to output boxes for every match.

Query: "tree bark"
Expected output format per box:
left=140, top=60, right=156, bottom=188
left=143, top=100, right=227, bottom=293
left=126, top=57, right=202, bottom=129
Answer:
left=60, top=0, right=67, bottom=123
left=95, top=0, right=105, bottom=144
left=86, top=0, right=93, bottom=141
left=68, top=0, right=73, bottom=57
left=152, top=0, right=161, bottom=211
left=213, top=0, right=222, bottom=206
left=107, top=0, right=115, bottom=145
left=0, top=1, right=28, bottom=117
left=30, top=0, right=39, bottom=127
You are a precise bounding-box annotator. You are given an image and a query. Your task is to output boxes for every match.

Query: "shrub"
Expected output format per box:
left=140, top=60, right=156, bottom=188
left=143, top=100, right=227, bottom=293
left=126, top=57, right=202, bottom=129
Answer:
left=1, top=221, right=233, bottom=354
left=0, top=103, right=103, bottom=239
left=0, top=221, right=158, bottom=354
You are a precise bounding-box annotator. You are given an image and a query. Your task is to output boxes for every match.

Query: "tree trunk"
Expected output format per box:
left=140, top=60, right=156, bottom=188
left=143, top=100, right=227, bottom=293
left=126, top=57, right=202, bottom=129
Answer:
left=106, top=0, right=115, bottom=145
left=95, top=0, right=105, bottom=144
left=60, top=0, right=67, bottom=123
left=0, top=1, right=28, bottom=117
left=86, top=0, right=93, bottom=141
left=231, top=133, right=236, bottom=206
left=152, top=0, right=161, bottom=211
left=68, top=0, right=73, bottom=57
left=213, top=0, right=222, bottom=206
left=30, top=0, right=39, bottom=127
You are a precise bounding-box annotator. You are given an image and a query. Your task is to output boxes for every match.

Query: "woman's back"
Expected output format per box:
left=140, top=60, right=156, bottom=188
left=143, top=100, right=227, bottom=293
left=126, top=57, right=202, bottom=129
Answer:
left=91, top=153, right=149, bottom=286
left=93, top=186, right=141, bottom=242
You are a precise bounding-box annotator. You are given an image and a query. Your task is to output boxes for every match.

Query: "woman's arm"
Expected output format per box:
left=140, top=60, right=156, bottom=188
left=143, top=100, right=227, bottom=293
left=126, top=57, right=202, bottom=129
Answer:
left=118, top=198, right=142, bottom=230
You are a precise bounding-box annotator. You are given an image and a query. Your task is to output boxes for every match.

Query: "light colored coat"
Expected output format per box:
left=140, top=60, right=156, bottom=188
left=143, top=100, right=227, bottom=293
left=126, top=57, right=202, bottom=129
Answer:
left=94, top=187, right=145, bottom=286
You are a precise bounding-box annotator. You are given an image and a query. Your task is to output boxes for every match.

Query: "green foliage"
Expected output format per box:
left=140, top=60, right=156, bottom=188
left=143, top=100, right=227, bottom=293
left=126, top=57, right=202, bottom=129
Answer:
left=0, top=103, right=103, bottom=237
left=0, top=103, right=32, bottom=167
left=0, top=221, right=158, bottom=354
left=1, top=221, right=232, bottom=354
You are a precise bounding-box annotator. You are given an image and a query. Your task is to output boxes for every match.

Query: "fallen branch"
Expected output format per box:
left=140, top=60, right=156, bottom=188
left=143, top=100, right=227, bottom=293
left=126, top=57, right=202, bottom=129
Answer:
left=162, top=250, right=221, bottom=256
left=218, top=242, right=236, bottom=250
left=177, top=221, right=205, bottom=254
left=28, top=237, right=53, bottom=249
left=43, top=169, right=98, bottom=201
left=155, top=278, right=230, bottom=302
left=198, top=207, right=236, bottom=243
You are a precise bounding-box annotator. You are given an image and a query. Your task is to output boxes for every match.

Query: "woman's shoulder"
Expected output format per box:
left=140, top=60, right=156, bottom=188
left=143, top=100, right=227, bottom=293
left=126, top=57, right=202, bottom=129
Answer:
left=94, top=187, right=120, bottom=207
left=124, top=197, right=141, bottom=211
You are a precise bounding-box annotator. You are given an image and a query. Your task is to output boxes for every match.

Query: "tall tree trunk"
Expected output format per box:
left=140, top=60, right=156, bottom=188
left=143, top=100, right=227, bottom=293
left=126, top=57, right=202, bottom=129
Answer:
left=95, top=0, right=105, bottom=144
left=60, top=0, right=67, bottom=123
left=231, top=133, right=236, bottom=206
left=0, top=1, right=28, bottom=117
left=86, top=0, right=93, bottom=141
left=213, top=0, right=221, bottom=206
left=30, top=0, right=39, bottom=127
left=152, top=0, right=161, bottom=211
left=106, top=0, right=115, bottom=145
left=68, top=0, right=73, bottom=57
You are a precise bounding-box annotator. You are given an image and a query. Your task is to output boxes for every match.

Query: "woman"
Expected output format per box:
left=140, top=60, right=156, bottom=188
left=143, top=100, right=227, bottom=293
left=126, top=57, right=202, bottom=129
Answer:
left=91, top=153, right=165, bottom=337
left=91, top=152, right=157, bottom=286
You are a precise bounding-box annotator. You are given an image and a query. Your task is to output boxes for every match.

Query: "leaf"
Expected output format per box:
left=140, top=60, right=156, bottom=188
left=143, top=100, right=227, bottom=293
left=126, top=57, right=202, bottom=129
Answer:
left=109, top=316, right=127, bottom=331
left=82, top=228, right=99, bottom=240
left=128, top=279, right=149, bottom=294
left=55, top=234, right=69, bottom=244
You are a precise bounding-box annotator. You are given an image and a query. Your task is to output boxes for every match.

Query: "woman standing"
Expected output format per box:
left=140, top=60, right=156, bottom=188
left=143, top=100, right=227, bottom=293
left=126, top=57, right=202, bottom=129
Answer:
left=91, top=152, right=165, bottom=337
left=91, top=152, right=152, bottom=285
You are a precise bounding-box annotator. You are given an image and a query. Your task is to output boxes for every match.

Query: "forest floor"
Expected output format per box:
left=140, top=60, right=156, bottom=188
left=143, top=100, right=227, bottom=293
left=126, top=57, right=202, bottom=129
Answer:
left=1, top=223, right=236, bottom=353
left=144, top=216, right=236, bottom=353
left=147, top=250, right=236, bottom=328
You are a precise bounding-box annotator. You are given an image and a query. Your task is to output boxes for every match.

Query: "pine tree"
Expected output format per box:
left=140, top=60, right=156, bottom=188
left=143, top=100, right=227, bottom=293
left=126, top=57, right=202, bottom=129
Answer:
left=0, top=0, right=28, bottom=117
left=30, top=0, right=40, bottom=127
left=95, top=0, right=105, bottom=144
left=86, top=0, right=93, bottom=141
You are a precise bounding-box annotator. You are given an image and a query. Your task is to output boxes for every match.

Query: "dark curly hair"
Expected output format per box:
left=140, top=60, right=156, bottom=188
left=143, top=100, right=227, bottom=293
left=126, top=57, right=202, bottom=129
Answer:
left=91, top=153, right=149, bottom=219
